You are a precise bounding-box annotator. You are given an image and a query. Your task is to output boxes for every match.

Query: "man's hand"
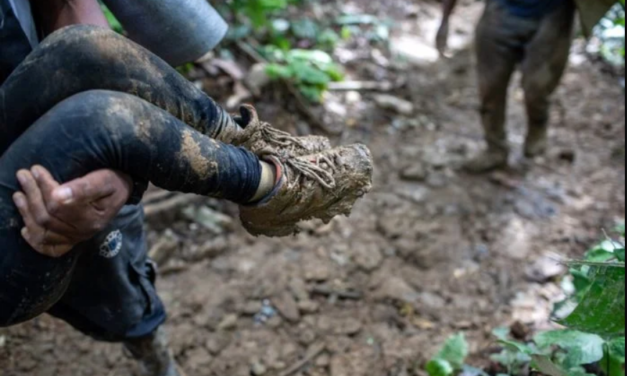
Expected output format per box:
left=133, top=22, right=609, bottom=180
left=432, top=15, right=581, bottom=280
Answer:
left=12, top=166, right=133, bottom=258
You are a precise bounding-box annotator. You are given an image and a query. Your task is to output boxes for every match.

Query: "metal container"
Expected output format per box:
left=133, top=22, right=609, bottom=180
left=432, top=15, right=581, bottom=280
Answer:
left=102, top=0, right=228, bottom=66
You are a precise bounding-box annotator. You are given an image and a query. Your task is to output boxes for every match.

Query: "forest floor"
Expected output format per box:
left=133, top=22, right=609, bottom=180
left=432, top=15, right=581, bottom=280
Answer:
left=1, top=0, right=625, bottom=375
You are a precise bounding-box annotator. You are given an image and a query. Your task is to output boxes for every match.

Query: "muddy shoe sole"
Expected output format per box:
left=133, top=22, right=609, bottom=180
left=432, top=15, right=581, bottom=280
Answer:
left=240, top=144, right=374, bottom=237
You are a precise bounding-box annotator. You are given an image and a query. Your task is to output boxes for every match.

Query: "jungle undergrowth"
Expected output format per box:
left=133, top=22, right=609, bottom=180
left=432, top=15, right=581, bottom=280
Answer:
left=427, top=223, right=626, bottom=376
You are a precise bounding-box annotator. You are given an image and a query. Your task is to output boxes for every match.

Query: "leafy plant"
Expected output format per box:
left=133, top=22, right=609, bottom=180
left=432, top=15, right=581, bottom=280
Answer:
left=492, top=226, right=626, bottom=376
left=264, top=48, right=344, bottom=102
left=426, top=333, right=469, bottom=376
left=225, top=0, right=345, bottom=102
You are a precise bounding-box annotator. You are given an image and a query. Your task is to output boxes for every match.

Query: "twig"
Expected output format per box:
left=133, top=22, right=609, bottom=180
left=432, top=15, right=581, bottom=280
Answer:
left=144, top=194, right=200, bottom=218
left=278, top=342, right=326, bottom=376
left=311, top=285, right=363, bottom=300
left=565, top=260, right=625, bottom=268
left=328, top=81, right=394, bottom=92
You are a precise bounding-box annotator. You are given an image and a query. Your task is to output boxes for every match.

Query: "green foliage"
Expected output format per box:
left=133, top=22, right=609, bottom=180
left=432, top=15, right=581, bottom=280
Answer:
left=426, top=334, right=469, bottom=376
left=490, top=227, right=626, bottom=376
left=226, top=0, right=345, bottom=102
left=99, top=2, right=124, bottom=34
left=559, top=265, right=625, bottom=337
left=264, top=48, right=344, bottom=102
left=597, top=3, right=626, bottom=66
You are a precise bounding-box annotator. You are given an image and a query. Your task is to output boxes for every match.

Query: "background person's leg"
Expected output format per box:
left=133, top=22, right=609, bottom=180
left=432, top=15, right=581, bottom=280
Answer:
left=466, top=1, right=523, bottom=172
left=0, top=25, right=242, bottom=155
left=0, top=90, right=262, bottom=327
left=521, top=0, right=576, bottom=158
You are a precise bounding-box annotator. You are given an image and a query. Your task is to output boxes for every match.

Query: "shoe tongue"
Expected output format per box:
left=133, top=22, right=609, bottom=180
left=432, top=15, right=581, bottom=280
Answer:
left=238, top=105, right=261, bottom=129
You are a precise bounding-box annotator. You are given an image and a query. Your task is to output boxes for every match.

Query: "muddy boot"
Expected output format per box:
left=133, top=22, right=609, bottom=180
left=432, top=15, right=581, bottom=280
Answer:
left=232, top=105, right=331, bottom=157
left=464, top=147, right=509, bottom=173
left=124, top=327, right=185, bottom=376
left=240, top=144, right=374, bottom=237
left=524, top=126, right=549, bottom=158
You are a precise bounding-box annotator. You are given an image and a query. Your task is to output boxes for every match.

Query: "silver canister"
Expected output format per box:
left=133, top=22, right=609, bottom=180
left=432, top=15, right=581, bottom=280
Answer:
left=102, top=0, right=228, bottom=66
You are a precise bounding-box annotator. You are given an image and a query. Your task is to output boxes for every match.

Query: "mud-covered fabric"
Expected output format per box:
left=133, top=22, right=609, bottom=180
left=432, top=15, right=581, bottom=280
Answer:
left=0, top=25, right=244, bottom=155
left=0, top=26, right=262, bottom=331
left=0, top=90, right=262, bottom=328
left=0, top=0, right=32, bottom=84
left=476, top=0, right=576, bottom=150
left=47, top=206, right=167, bottom=342
left=495, top=0, right=568, bottom=19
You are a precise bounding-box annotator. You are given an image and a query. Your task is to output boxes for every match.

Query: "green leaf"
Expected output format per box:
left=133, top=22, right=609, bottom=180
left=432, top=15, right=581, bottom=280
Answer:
left=617, top=248, right=626, bottom=262
left=292, top=63, right=331, bottom=85
left=499, top=339, right=536, bottom=355
left=266, top=64, right=293, bottom=80
left=435, top=333, right=470, bottom=370
left=534, top=330, right=606, bottom=367
left=608, top=337, right=626, bottom=363
left=492, top=327, right=511, bottom=341
left=531, top=355, right=568, bottom=376
left=560, top=266, right=626, bottom=337
left=460, top=365, right=489, bottom=376
left=292, top=18, right=319, bottom=40
left=426, top=359, right=454, bottom=376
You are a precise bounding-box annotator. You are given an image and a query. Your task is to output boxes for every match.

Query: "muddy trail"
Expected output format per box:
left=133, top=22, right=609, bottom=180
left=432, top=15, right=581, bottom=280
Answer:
left=1, top=1, right=625, bottom=375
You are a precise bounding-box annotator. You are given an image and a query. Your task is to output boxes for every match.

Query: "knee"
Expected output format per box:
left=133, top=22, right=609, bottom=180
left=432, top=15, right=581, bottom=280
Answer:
left=41, top=25, right=123, bottom=63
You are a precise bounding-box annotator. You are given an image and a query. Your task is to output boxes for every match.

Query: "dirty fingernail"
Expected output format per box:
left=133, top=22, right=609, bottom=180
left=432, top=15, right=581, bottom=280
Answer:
left=54, top=187, right=74, bottom=203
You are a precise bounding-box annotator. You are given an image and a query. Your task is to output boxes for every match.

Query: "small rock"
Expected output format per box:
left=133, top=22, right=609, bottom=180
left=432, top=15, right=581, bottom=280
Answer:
left=525, top=255, right=566, bottom=283
left=373, top=277, right=419, bottom=303
left=241, top=301, right=263, bottom=316
left=374, top=94, right=415, bottom=116
left=186, top=347, right=213, bottom=370
left=558, top=149, right=576, bottom=163
left=289, top=278, right=311, bottom=302
left=303, top=255, right=332, bottom=282
left=246, top=63, right=271, bottom=96
left=316, top=354, right=331, bottom=367
left=274, top=292, right=301, bottom=322
left=418, top=292, right=447, bottom=309
left=251, top=359, right=268, bottom=375
left=298, top=300, right=320, bottom=314
left=298, top=328, right=318, bottom=345
left=217, top=314, right=239, bottom=331
left=205, top=333, right=231, bottom=356
left=352, top=244, right=384, bottom=271
left=318, top=316, right=363, bottom=336
left=426, top=172, right=448, bottom=188
left=400, top=164, right=429, bottom=182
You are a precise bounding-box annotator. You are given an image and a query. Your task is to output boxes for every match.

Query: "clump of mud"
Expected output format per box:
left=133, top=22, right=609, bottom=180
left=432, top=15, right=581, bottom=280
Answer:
left=240, top=144, right=374, bottom=237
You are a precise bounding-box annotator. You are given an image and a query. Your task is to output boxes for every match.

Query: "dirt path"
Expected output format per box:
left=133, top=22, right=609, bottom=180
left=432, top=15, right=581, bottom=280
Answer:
left=1, top=1, right=625, bottom=375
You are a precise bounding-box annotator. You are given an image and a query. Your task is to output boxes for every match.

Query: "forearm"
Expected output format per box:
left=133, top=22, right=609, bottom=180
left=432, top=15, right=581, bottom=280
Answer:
left=30, top=0, right=109, bottom=35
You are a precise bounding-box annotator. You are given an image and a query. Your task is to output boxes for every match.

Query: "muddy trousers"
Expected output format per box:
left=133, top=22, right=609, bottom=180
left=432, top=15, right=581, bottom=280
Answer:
left=0, top=26, right=262, bottom=332
left=475, top=0, right=576, bottom=154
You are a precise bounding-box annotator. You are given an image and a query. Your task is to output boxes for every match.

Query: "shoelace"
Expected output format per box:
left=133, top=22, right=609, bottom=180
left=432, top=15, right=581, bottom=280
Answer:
left=251, top=119, right=337, bottom=190
left=286, top=154, right=337, bottom=190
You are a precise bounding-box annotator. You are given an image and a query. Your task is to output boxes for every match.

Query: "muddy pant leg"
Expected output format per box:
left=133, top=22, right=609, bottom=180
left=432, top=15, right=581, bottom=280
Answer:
left=0, top=25, right=241, bottom=155
left=475, top=1, right=521, bottom=155
left=521, top=1, right=576, bottom=157
left=0, top=90, right=262, bottom=327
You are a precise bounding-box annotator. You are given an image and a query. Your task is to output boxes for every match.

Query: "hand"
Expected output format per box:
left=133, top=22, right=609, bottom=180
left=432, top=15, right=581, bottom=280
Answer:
left=436, top=21, right=450, bottom=57
left=12, top=166, right=133, bottom=258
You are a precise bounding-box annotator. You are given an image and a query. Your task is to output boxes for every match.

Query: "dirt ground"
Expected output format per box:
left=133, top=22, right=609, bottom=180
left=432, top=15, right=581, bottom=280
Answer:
left=1, top=1, right=625, bottom=375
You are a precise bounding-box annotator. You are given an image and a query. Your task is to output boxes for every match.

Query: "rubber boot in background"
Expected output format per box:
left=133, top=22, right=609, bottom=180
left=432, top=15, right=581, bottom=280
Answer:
left=101, top=0, right=228, bottom=67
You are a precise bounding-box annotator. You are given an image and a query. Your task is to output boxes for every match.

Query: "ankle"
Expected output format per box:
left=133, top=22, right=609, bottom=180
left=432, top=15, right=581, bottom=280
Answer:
left=250, top=161, right=278, bottom=203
